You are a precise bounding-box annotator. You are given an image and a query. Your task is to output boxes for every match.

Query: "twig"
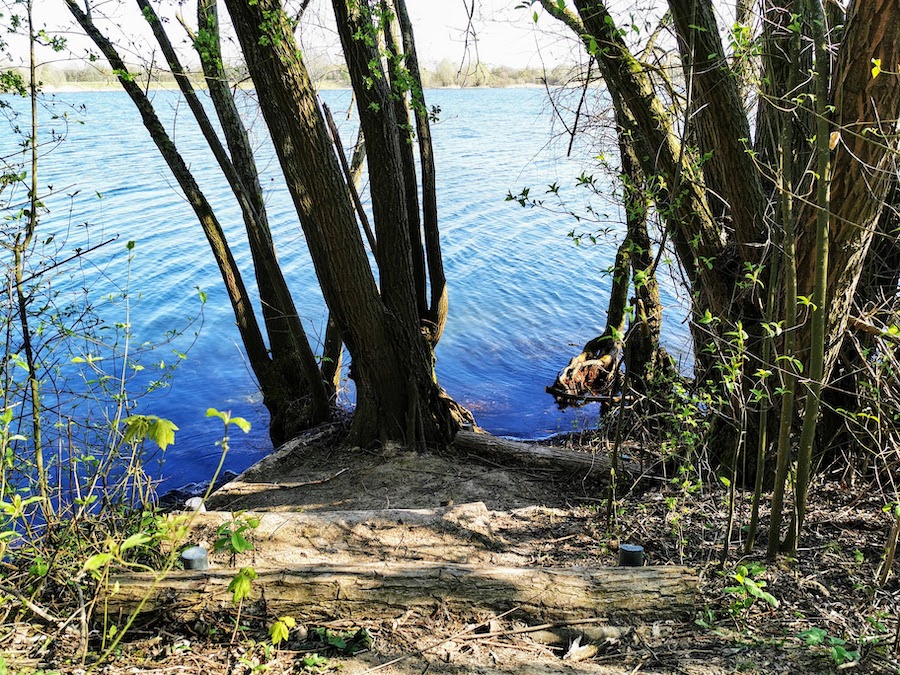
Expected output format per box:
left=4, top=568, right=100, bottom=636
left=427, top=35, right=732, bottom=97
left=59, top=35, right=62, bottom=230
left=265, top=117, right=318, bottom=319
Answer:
left=361, top=606, right=524, bottom=673
left=0, top=582, right=63, bottom=625
left=454, top=617, right=614, bottom=641
left=878, top=506, right=900, bottom=587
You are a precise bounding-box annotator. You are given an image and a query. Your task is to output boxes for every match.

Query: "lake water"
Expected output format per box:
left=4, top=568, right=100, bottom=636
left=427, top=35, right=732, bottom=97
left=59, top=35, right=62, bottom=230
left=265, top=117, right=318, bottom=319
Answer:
left=2, top=87, right=690, bottom=493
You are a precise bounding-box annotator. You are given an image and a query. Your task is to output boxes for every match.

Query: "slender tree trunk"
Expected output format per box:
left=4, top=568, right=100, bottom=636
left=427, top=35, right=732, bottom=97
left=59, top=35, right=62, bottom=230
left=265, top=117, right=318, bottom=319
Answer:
left=223, top=0, right=454, bottom=447
left=64, top=0, right=274, bottom=413
left=146, top=0, right=332, bottom=441
left=69, top=0, right=333, bottom=445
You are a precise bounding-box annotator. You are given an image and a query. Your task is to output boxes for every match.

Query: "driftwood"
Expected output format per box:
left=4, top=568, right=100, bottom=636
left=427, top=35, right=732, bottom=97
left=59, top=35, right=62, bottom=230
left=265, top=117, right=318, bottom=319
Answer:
left=452, top=430, right=639, bottom=480
left=106, top=562, right=697, bottom=624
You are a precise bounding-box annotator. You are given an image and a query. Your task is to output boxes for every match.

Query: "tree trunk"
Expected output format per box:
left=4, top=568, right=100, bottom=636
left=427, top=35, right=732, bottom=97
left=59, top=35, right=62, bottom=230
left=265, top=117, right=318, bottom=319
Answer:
left=223, top=0, right=455, bottom=448
left=194, top=0, right=334, bottom=439
left=68, top=0, right=334, bottom=446
left=794, top=0, right=900, bottom=380
left=452, top=430, right=639, bottom=479
left=64, top=1, right=282, bottom=426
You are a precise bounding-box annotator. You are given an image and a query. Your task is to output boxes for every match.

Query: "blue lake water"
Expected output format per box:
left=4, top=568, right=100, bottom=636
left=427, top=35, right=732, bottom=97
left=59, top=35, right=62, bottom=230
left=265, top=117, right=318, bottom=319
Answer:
left=2, top=87, right=691, bottom=493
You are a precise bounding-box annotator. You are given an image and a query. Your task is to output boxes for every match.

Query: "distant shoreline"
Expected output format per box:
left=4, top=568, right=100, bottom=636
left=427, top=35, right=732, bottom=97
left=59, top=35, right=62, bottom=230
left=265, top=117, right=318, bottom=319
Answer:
left=33, top=81, right=548, bottom=94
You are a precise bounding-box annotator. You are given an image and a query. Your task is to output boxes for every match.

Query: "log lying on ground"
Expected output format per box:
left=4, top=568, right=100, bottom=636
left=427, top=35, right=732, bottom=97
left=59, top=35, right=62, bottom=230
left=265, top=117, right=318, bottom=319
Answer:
left=452, top=430, right=640, bottom=480
left=106, top=562, right=697, bottom=624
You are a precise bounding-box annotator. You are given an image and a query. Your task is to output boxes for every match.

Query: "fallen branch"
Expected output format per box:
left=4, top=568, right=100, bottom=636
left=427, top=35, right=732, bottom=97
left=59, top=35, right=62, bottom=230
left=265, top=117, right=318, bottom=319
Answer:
left=0, top=582, right=64, bottom=625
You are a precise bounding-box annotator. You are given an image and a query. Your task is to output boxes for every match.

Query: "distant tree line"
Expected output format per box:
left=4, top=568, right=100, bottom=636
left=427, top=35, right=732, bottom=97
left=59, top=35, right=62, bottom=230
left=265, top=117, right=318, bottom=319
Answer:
left=25, top=60, right=578, bottom=89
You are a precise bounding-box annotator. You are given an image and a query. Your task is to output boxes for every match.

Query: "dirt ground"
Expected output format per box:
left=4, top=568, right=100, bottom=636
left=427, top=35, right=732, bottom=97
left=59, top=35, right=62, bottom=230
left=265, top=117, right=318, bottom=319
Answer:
left=10, top=424, right=900, bottom=674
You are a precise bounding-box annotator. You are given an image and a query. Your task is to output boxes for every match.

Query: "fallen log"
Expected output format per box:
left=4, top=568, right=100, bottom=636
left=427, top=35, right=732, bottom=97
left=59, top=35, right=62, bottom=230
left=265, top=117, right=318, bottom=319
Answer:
left=452, top=430, right=640, bottom=480
left=106, top=562, right=697, bottom=624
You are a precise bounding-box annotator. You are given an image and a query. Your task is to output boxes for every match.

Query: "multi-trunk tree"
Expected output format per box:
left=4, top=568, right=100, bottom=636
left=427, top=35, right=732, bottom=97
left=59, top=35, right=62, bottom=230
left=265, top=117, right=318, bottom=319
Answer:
left=534, top=0, right=900, bottom=551
left=223, top=0, right=456, bottom=447
left=65, top=0, right=459, bottom=448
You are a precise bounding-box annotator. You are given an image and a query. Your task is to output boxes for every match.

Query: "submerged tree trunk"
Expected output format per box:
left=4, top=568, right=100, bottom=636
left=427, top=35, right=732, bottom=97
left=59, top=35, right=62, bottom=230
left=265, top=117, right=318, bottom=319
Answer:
left=540, top=3, right=667, bottom=405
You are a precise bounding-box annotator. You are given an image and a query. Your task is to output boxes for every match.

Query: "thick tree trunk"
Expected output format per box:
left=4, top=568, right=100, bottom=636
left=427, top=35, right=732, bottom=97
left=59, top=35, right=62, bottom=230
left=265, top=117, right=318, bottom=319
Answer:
left=617, top=121, right=665, bottom=390
left=820, top=181, right=900, bottom=459
left=668, top=0, right=766, bottom=257
left=794, top=0, right=900, bottom=380
left=223, top=0, right=454, bottom=448
left=105, top=563, right=699, bottom=624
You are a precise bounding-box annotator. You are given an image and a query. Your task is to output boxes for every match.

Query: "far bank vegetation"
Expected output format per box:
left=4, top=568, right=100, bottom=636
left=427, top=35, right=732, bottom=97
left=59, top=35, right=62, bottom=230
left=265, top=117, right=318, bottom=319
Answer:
left=20, top=59, right=577, bottom=90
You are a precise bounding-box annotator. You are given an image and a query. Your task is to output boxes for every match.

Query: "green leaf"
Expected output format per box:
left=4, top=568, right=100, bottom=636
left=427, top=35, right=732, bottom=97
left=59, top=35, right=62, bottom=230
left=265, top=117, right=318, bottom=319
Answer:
left=206, top=407, right=226, bottom=422
left=29, top=557, right=48, bottom=577
left=831, top=644, right=859, bottom=665
left=270, top=616, right=296, bottom=645
left=84, top=552, right=113, bottom=572
left=270, top=619, right=290, bottom=645
left=228, top=567, right=257, bottom=603
left=120, top=532, right=153, bottom=552
left=231, top=531, right=254, bottom=553
left=230, top=416, right=251, bottom=433
left=799, top=627, right=827, bottom=645
left=147, top=417, right=179, bottom=450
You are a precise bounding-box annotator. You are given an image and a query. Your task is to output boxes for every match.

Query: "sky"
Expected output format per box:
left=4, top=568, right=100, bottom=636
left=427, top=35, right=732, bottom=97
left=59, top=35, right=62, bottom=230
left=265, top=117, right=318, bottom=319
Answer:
left=11, top=0, right=579, bottom=71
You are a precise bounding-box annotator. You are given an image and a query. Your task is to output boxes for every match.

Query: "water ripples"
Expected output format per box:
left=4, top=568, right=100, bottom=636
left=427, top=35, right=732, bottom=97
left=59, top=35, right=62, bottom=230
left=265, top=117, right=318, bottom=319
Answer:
left=1, top=87, right=690, bottom=491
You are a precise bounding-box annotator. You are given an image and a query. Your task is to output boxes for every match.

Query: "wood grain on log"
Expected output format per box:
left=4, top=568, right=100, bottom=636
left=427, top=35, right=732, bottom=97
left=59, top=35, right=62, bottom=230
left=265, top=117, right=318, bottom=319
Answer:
left=107, top=563, right=697, bottom=624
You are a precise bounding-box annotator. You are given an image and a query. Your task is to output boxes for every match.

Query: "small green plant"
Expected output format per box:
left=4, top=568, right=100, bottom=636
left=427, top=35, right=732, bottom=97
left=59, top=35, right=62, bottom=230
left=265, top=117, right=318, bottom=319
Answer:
left=694, top=607, right=717, bottom=629
left=228, top=566, right=258, bottom=604
left=269, top=615, right=296, bottom=646
left=300, top=653, right=331, bottom=672
left=310, top=626, right=375, bottom=655
left=798, top=627, right=860, bottom=666
left=213, top=511, right=259, bottom=564
left=235, top=640, right=277, bottom=673
left=724, top=562, right=779, bottom=614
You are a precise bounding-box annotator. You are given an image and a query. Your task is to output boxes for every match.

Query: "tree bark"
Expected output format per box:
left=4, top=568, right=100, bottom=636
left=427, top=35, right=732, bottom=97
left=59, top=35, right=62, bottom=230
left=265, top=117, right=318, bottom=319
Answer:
left=156, top=0, right=332, bottom=441
left=668, top=0, right=766, bottom=256
left=223, top=0, right=454, bottom=447
left=194, top=0, right=333, bottom=431
left=795, top=0, right=900, bottom=379
left=105, top=563, right=699, bottom=624
left=452, top=430, right=639, bottom=479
